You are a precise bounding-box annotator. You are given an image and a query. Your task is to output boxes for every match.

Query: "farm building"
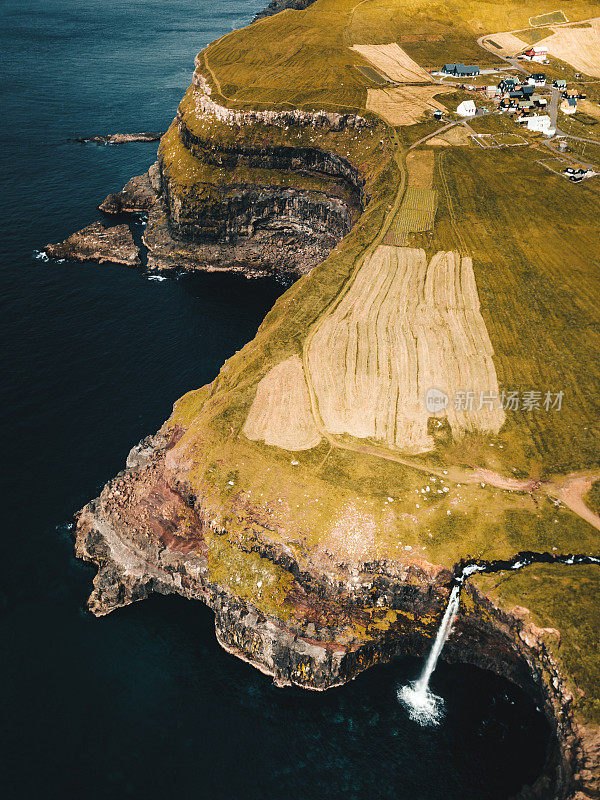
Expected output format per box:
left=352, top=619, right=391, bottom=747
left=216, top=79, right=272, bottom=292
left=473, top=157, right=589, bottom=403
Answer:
left=523, top=45, right=548, bottom=63
left=456, top=99, right=477, bottom=117
left=442, top=63, right=480, bottom=77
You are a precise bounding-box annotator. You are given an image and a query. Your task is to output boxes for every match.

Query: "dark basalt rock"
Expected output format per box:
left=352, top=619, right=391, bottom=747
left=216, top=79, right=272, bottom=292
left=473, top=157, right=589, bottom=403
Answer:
left=99, top=170, right=159, bottom=214
left=45, top=221, right=140, bottom=267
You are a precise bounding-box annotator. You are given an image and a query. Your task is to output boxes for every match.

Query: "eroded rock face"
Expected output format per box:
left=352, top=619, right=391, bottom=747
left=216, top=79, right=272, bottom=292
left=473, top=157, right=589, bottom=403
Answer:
left=191, top=72, right=367, bottom=132
left=449, top=587, right=600, bottom=800
left=99, top=171, right=159, bottom=214
left=45, top=221, right=140, bottom=266
left=75, top=430, right=452, bottom=681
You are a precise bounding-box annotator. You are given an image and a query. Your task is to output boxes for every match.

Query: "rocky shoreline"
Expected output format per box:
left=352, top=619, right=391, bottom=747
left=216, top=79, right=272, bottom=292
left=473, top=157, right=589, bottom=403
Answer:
left=74, top=427, right=599, bottom=799
left=45, top=221, right=140, bottom=267
left=54, top=2, right=600, bottom=797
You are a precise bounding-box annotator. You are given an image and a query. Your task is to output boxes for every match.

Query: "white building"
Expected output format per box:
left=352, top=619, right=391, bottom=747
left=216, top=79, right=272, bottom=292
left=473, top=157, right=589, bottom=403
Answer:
left=456, top=100, right=476, bottom=117
left=523, top=114, right=555, bottom=135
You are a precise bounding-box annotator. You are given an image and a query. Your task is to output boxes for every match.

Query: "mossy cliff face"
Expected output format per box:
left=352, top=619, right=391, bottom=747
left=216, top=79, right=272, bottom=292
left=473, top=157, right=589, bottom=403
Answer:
left=75, top=429, right=592, bottom=800
left=146, top=73, right=372, bottom=277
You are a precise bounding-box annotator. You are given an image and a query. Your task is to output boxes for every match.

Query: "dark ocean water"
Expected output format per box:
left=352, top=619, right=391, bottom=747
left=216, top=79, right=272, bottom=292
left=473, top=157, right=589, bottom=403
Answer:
left=0, top=2, right=551, bottom=798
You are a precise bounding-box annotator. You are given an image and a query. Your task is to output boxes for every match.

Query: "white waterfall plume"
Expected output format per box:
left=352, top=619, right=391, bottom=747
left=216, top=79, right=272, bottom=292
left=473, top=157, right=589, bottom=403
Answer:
left=398, top=584, right=461, bottom=726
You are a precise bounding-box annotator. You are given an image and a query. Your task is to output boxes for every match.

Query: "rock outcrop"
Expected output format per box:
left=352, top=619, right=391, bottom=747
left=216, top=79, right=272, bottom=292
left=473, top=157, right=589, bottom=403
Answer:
left=45, top=221, right=140, bottom=267
left=72, top=132, right=163, bottom=145
left=99, top=169, right=159, bottom=214
left=252, top=0, right=317, bottom=23
left=75, top=432, right=451, bottom=681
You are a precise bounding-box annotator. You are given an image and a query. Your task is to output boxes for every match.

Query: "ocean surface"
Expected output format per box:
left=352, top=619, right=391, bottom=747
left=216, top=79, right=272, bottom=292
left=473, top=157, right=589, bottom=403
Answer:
left=0, top=2, right=551, bottom=798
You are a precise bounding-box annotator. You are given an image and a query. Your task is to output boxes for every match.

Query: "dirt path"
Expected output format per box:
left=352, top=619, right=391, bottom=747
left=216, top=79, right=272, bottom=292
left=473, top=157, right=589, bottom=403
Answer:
left=545, top=472, right=600, bottom=532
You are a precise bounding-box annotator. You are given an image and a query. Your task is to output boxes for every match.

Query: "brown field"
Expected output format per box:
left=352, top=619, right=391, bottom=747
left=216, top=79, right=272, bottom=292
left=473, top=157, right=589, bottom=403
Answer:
left=577, top=98, right=600, bottom=121
left=307, top=246, right=505, bottom=455
left=354, top=64, right=391, bottom=86
left=406, top=150, right=435, bottom=187
left=428, top=126, right=472, bottom=147
left=243, top=356, right=322, bottom=451
left=539, top=19, right=600, bottom=77
left=384, top=188, right=438, bottom=244
left=484, top=32, right=530, bottom=57
left=351, top=43, right=433, bottom=83
left=385, top=151, right=438, bottom=243
left=365, top=84, right=452, bottom=126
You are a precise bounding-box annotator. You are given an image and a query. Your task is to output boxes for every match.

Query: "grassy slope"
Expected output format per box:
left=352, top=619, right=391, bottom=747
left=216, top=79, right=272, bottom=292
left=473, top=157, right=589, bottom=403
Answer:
left=158, top=0, right=600, bottom=615
left=475, top=565, right=600, bottom=725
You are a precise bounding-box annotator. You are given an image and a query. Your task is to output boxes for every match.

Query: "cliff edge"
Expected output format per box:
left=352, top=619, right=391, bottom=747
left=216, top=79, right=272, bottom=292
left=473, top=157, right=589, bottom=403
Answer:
left=65, top=1, right=600, bottom=797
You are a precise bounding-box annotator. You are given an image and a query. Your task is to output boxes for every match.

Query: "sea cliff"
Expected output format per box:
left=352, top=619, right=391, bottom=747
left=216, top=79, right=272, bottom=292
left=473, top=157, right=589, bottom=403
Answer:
left=64, top=0, right=600, bottom=797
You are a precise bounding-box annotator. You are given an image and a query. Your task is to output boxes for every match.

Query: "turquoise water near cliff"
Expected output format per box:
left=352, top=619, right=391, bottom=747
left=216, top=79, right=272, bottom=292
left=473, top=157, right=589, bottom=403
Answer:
left=0, top=2, right=551, bottom=797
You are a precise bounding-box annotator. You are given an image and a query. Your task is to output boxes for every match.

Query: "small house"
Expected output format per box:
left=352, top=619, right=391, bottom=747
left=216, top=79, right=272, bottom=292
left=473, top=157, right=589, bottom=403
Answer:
left=456, top=99, right=477, bottom=117
left=527, top=73, right=546, bottom=87
left=561, top=97, right=578, bottom=114
left=498, top=78, right=517, bottom=93
left=554, top=79, right=567, bottom=90
left=531, top=94, right=547, bottom=108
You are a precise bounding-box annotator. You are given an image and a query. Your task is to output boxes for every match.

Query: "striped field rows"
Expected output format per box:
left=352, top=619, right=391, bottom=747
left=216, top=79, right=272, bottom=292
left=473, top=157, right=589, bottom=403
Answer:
left=307, top=246, right=505, bottom=454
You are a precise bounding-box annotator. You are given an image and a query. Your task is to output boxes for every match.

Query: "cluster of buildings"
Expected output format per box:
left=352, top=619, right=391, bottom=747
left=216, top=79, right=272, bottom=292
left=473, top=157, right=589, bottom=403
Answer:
left=475, top=74, right=556, bottom=134
left=437, top=55, right=588, bottom=138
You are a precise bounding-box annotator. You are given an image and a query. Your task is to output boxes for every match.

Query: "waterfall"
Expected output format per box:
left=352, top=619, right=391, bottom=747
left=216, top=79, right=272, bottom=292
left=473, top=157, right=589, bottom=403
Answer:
left=396, top=553, right=600, bottom=726
left=398, top=584, right=461, bottom=726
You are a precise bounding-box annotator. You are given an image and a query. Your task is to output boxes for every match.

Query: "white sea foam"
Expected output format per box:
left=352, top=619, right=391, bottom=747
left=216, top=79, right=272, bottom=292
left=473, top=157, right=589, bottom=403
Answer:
left=398, top=683, right=445, bottom=726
